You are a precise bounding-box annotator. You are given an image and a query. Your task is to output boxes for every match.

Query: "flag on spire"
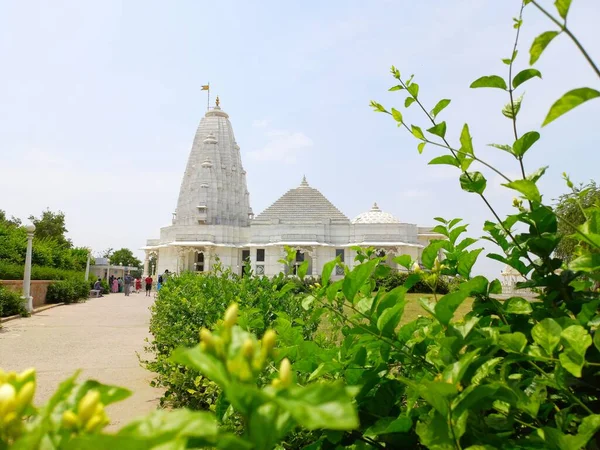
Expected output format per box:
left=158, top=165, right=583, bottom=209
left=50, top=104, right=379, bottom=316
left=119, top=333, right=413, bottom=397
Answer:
left=201, top=84, right=209, bottom=91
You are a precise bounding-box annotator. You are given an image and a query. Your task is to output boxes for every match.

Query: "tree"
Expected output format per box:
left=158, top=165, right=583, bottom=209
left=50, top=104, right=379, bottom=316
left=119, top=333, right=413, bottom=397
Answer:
left=554, top=180, right=600, bottom=261
left=0, top=210, right=22, bottom=227
left=28, top=209, right=71, bottom=248
left=109, top=248, right=142, bottom=268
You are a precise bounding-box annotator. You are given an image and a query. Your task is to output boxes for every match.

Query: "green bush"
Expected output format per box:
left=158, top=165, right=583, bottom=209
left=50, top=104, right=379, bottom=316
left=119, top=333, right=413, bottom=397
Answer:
left=46, top=279, right=89, bottom=304
left=0, top=260, right=85, bottom=281
left=0, top=285, right=27, bottom=318
left=375, top=270, right=452, bottom=293
left=147, top=266, right=321, bottom=410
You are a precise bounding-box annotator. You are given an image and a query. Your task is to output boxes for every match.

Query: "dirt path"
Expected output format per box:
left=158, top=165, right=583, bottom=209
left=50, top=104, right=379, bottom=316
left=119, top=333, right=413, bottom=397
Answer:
left=0, top=292, right=162, bottom=429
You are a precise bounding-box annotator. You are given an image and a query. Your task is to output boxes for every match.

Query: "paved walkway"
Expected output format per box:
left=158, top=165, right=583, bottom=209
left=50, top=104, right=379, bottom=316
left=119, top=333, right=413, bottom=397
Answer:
left=0, top=292, right=162, bottom=429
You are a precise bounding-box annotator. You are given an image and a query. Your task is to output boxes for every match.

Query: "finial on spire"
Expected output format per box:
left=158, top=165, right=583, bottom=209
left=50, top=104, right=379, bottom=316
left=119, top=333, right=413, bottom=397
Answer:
left=372, top=202, right=380, bottom=211
left=215, top=96, right=220, bottom=107
left=300, top=175, right=309, bottom=187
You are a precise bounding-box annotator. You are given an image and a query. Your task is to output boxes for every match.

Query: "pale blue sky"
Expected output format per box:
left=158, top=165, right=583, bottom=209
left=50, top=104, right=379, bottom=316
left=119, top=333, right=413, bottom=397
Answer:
left=1, top=0, right=599, bottom=277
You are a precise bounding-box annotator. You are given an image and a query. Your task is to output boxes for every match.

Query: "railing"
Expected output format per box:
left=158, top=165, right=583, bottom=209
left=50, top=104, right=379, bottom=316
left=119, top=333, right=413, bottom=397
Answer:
left=174, top=234, right=216, bottom=242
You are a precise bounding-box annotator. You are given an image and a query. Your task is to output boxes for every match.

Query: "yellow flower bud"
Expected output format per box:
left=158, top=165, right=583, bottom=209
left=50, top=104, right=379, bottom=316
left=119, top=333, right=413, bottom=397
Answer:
left=412, top=262, right=422, bottom=273
left=2, top=411, right=17, bottom=427
left=77, top=391, right=101, bottom=424
left=15, top=381, right=35, bottom=412
left=84, top=414, right=105, bottom=433
left=279, top=358, right=292, bottom=387
left=224, top=303, right=239, bottom=328
left=6, top=372, right=16, bottom=383
left=16, top=368, right=35, bottom=384
left=0, top=383, right=17, bottom=417
left=0, top=369, right=6, bottom=384
left=271, top=378, right=282, bottom=388
left=242, top=339, right=254, bottom=360
left=62, top=410, right=80, bottom=429
left=200, top=328, right=213, bottom=345
left=262, top=330, right=277, bottom=355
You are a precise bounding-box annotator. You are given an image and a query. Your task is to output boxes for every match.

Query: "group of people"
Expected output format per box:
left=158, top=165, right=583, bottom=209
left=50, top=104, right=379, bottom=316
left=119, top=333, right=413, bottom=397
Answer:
left=102, top=269, right=170, bottom=297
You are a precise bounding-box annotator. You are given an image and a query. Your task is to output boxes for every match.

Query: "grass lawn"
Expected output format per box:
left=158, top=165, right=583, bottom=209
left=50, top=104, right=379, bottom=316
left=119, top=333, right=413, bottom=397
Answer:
left=401, top=293, right=473, bottom=325
left=318, top=293, right=474, bottom=337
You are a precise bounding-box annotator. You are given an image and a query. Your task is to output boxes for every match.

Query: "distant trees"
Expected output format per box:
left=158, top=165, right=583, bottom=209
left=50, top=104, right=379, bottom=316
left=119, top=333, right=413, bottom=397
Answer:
left=109, top=248, right=142, bottom=268
left=555, top=181, right=600, bottom=261
left=28, top=209, right=71, bottom=248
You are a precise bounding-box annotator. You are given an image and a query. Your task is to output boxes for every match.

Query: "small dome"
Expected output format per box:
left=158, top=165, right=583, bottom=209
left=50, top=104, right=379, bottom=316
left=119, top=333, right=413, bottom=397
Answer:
left=352, top=202, right=400, bottom=224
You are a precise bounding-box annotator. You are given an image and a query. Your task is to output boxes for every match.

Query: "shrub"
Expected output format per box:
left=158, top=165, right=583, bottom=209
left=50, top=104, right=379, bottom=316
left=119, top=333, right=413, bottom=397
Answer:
left=376, top=270, right=451, bottom=294
left=46, top=279, right=89, bottom=304
left=0, top=260, right=85, bottom=281
left=89, top=278, right=110, bottom=294
left=0, top=285, right=27, bottom=318
left=146, top=267, right=322, bottom=410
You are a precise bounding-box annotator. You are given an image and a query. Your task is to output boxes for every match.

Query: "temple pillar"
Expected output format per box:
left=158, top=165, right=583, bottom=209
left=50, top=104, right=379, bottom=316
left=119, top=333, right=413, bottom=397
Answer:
left=311, top=246, right=318, bottom=277
left=143, top=251, right=150, bottom=277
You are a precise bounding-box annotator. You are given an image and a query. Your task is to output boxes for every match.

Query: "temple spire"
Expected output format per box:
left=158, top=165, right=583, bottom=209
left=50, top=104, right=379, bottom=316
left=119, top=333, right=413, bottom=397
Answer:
left=300, top=175, right=309, bottom=187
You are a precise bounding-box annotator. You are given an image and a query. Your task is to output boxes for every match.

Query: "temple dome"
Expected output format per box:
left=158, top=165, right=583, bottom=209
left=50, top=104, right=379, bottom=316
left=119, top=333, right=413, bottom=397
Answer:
left=352, top=203, right=400, bottom=224
left=254, top=176, right=349, bottom=223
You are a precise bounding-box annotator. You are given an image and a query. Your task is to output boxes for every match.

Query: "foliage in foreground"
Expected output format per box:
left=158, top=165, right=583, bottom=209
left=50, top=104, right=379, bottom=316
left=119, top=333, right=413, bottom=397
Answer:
left=145, top=266, right=322, bottom=410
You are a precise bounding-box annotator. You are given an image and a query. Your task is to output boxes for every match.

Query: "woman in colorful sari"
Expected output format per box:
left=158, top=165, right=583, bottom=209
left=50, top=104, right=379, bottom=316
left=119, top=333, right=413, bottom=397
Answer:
left=112, top=277, right=118, bottom=293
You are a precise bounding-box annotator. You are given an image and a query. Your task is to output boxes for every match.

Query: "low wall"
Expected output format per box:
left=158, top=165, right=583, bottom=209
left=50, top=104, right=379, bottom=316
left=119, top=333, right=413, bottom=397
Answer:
left=0, top=280, right=53, bottom=308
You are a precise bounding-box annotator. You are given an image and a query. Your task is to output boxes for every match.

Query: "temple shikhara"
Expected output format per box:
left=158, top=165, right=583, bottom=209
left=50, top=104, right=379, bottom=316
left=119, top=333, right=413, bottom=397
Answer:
left=143, top=99, right=441, bottom=278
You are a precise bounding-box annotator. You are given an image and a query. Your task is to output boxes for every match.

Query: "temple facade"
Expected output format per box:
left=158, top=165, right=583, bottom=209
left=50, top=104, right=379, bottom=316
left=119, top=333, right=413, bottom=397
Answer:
left=143, top=100, right=441, bottom=278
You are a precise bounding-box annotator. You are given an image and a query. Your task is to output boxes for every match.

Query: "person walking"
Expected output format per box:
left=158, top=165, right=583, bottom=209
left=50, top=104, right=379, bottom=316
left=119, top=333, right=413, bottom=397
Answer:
left=135, top=277, right=142, bottom=294
left=118, top=277, right=123, bottom=293
left=112, top=277, right=118, bottom=293
left=144, top=275, right=153, bottom=297
left=124, top=273, right=132, bottom=296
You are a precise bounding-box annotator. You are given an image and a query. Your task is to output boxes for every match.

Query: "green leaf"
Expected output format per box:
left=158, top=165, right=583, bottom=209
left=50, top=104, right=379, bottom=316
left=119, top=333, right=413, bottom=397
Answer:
left=365, top=415, right=412, bottom=436
left=512, top=69, right=542, bottom=89
left=321, top=258, right=338, bottom=286
left=416, top=411, right=454, bottom=450
left=407, top=83, right=419, bottom=98
left=377, top=301, right=406, bottom=335
left=393, top=254, right=412, bottom=269
left=431, top=99, right=451, bottom=118
left=460, top=171, right=487, bottom=195
left=457, top=248, right=483, bottom=278
left=471, top=358, right=503, bottom=385
left=459, top=124, right=474, bottom=156
left=391, top=107, right=403, bottom=123
left=513, top=131, right=540, bottom=158
left=426, top=122, right=447, bottom=138
left=489, top=279, right=502, bottom=295
left=421, top=240, right=448, bottom=269
left=488, top=143, right=513, bottom=153
left=411, top=125, right=425, bottom=140
left=543, top=88, right=600, bottom=126
left=428, top=155, right=459, bottom=167
left=370, top=100, right=387, bottom=113
left=498, top=332, right=527, bottom=353
left=276, top=383, right=359, bottom=430
left=442, top=350, right=480, bottom=384
left=570, top=254, right=600, bottom=272
left=302, top=295, right=315, bottom=311
left=74, top=380, right=132, bottom=408
left=502, top=94, right=523, bottom=119
left=554, top=0, right=572, bottom=20
left=503, top=297, right=533, bottom=315
left=470, top=75, right=507, bottom=90
left=559, top=325, right=592, bottom=377
left=342, top=259, right=378, bottom=303
left=405, top=97, right=416, bottom=108
left=530, top=31, right=560, bottom=65
left=171, top=346, right=230, bottom=387
left=417, top=142, right=426, bottom=154
left=297, top=259, right=309, bottom=280
left=532, top=318, right=562, bottom=355
left=502, top=179, right=541, bottom=202
left=389, top=85, right=404, bottom=91
left=435, top=290, right=470, bottom=325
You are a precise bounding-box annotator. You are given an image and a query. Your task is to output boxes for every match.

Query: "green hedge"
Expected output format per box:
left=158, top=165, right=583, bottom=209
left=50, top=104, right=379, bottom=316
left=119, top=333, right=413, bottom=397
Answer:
left=0, top=285, right=28, bottom=318
left=0, top=260, right=85, bottom=281
left=46, top=279, right=89, bottom=304
left=375, top=270, right=460, bottom=294
left=147, top=267, right=321, bottom=410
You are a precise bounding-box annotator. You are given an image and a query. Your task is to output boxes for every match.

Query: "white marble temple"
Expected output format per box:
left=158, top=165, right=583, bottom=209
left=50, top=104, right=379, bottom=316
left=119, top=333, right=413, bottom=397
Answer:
left=143, top=100, right=442, bottom=278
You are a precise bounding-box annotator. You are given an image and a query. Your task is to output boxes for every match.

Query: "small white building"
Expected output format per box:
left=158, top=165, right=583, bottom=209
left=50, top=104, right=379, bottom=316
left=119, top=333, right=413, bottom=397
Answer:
left=143, top=99, right=441, bottom=278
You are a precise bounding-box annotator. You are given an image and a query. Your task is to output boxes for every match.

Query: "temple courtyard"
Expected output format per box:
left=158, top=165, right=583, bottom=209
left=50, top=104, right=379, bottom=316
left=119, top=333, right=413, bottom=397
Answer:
left=0, top=293, right=161, bottom=429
